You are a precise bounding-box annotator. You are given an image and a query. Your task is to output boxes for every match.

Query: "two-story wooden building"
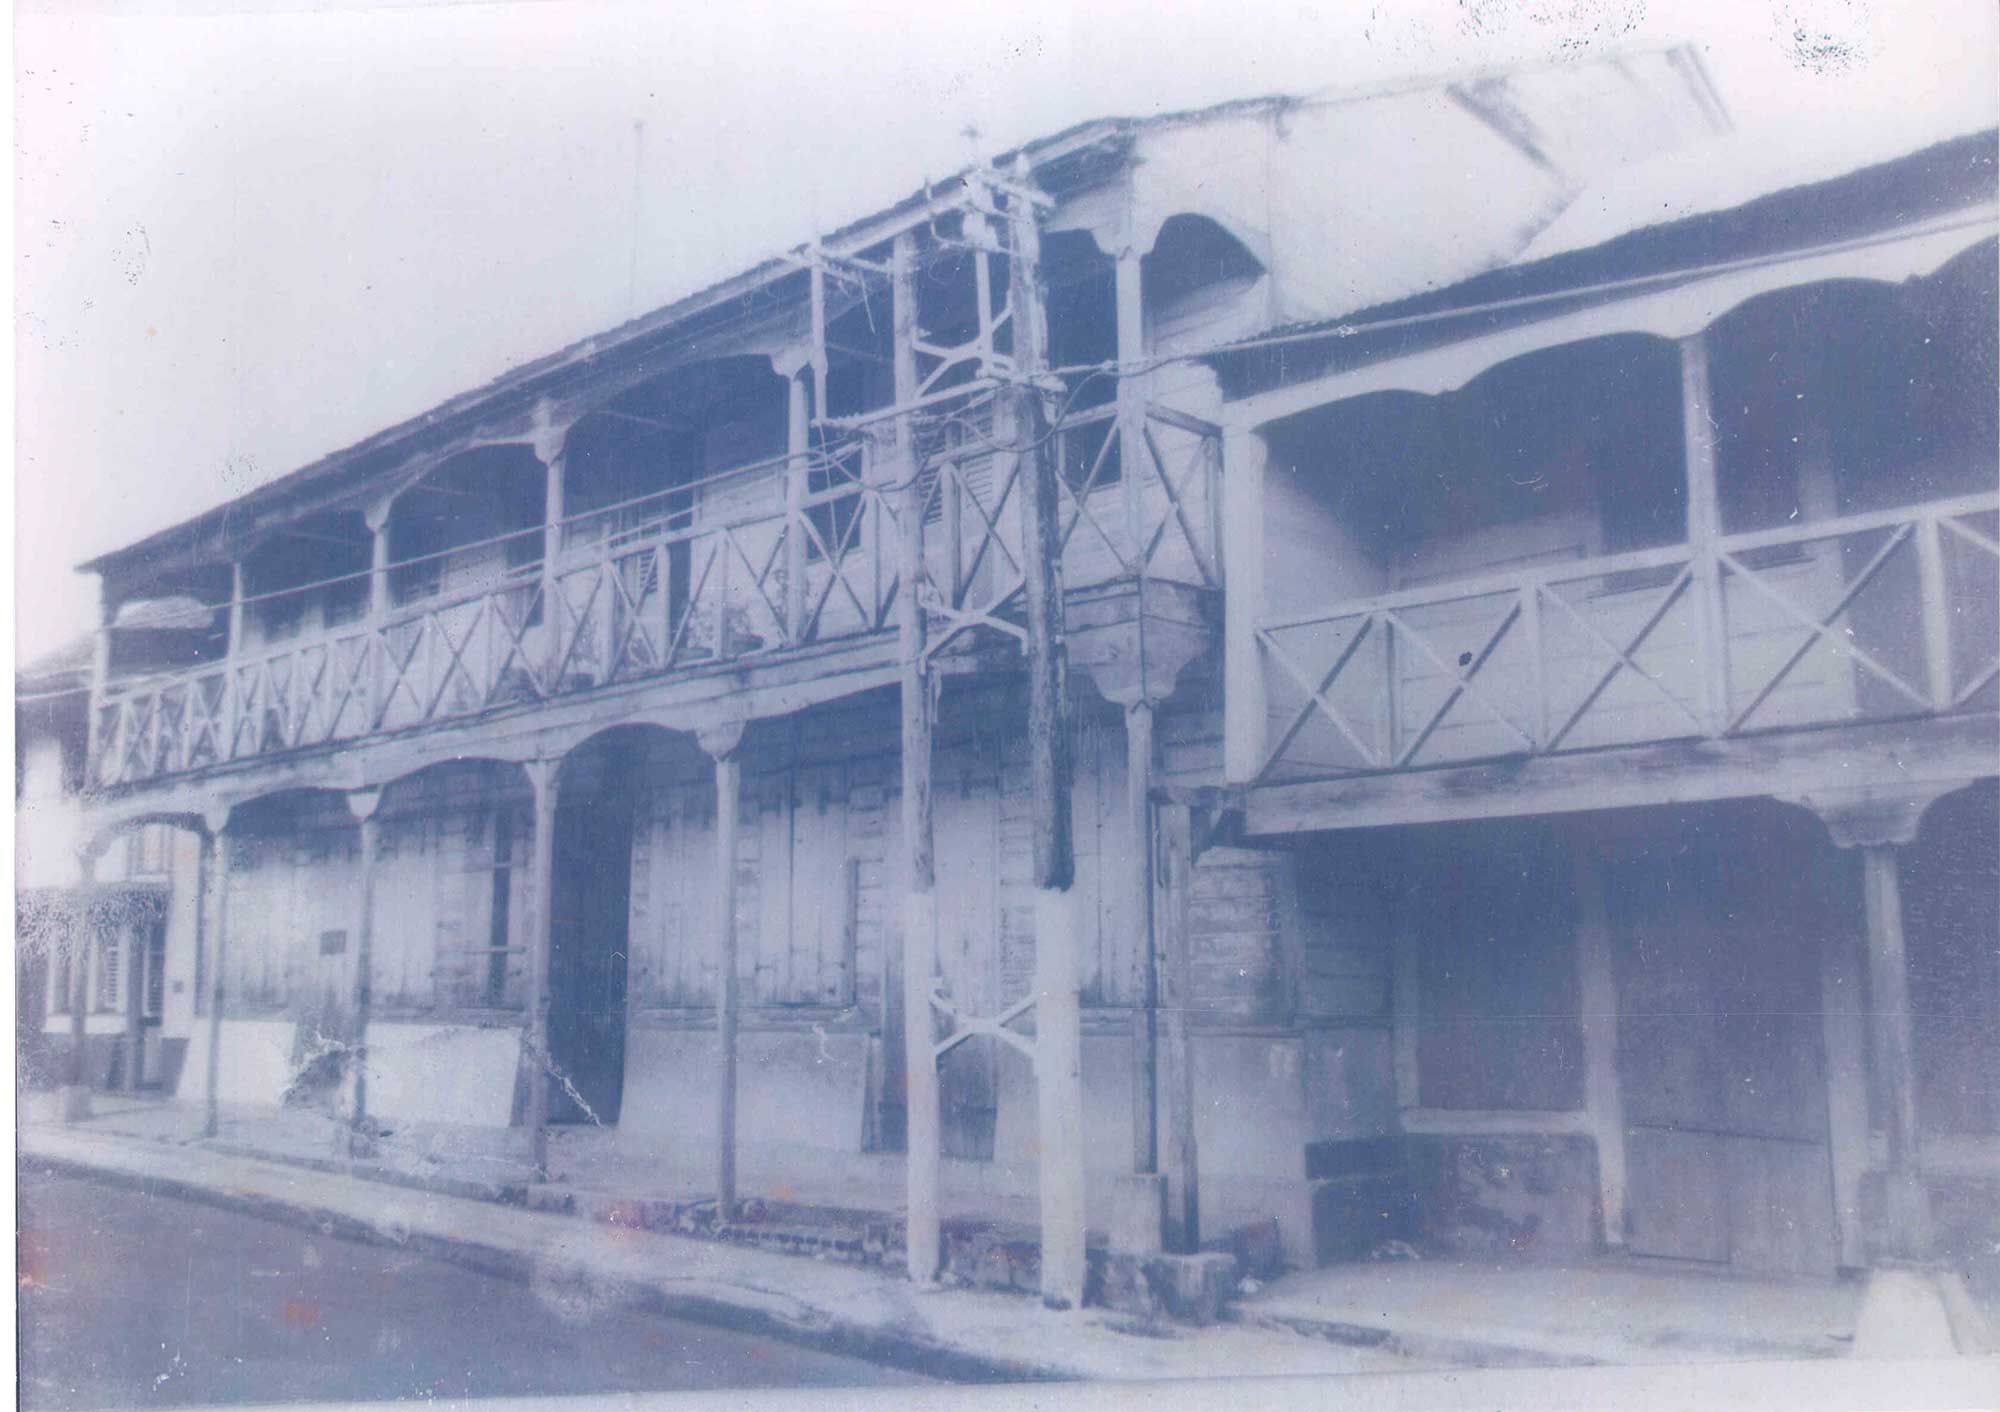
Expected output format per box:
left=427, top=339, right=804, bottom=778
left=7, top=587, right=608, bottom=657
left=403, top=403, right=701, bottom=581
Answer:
left=60, top=47, right=1996, bottom=1300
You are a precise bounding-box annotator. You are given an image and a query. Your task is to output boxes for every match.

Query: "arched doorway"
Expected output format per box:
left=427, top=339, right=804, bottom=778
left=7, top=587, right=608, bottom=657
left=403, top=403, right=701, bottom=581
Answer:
left=546, top=725, right=680, bottom=1124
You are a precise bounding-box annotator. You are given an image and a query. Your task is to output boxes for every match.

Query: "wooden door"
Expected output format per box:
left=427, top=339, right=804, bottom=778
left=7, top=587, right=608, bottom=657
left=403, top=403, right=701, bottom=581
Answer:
left=1609, top=829, right=1837, bottom=1275
left=547, top=793, right=633, bottom=1125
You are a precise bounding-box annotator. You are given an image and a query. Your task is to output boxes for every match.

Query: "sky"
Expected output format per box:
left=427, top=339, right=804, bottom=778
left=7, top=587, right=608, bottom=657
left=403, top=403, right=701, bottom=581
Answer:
left=15, top=0, right=1999, bottom=664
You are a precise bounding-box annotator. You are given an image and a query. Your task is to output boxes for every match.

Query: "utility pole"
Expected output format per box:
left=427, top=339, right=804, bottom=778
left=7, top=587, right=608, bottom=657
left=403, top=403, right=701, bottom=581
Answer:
left=1005, top=160, right=1087, bottom=1310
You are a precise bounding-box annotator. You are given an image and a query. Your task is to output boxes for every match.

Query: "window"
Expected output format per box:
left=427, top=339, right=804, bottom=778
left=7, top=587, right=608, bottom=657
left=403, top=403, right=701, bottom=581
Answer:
left=96, top=932, right=121, bottom=1013
left=805, top=442, right=864, bottom=564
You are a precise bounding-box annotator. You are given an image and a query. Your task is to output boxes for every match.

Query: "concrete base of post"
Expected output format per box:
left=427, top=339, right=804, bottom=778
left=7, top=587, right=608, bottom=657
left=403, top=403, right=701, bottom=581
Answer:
left=1110, top=1173, right=1168, bottom=1257
left=59, top=1084, right=94, bottom=1124
left=1852, top=1266, right=1978, bottom=1358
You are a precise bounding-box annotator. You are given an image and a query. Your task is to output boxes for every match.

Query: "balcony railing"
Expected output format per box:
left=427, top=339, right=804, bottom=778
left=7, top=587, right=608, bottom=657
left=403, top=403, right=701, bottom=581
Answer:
left=1250, top=491, right=2000, bottom=783
left=90, top=405, right=1223, bottom=789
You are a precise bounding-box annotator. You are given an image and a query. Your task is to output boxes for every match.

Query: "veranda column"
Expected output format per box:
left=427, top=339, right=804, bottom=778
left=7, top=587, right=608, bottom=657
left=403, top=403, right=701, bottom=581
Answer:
left=1792, top=785, right=1963, bottom=1262
left=522, top=759, right=559, bottom=1179
left=344, top=786, right=383, bottom=1158
left=889, top=231, right=943, bottom=1285
left=534, top=415, right=567, bottom=686
left=698, top=718, right=748, bottom=1220
left=124, top=892, right=146, bottom=1092
left=200, top=808, right=233, bottom=1139
left=62, top=845, right=102, bottom=1124
left=1680, top=333, right=1730, bottom=735
left=1154, top=799, right=1200, bottom=1253
left=1008, top=163, right=1087, bottom=1309
left=785, top=371, right=812, bottom=642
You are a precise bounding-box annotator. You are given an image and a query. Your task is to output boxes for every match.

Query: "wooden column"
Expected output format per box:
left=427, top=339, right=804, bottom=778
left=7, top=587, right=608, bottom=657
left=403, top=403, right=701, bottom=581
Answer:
left=1822, top=915, right=1872, bottom=1269
left=344, top=787, right=383, bottom=1157
left=1009, top=165, right=1086, bottom=1309
left=223, top=562, right=247, bottom=759
left=123, top=899, right=146, bottom=1093
left=1127, top=701, right=1158, bottom=1178
left=1570, top=838, right=1628, bottom=1248
left=541, top=435, right=567, bottom=648
left=62, top=847, right=100, bottom=1123
left=1115, top=248, right=1148, bottom=575
left=84, top=589, right=117, bottom=784
left=785, top=372, right=811, bottom=643
left=1791, top=784, right=1961, bottom=1264
left=200, top=811, right=232, bottom=1139
left=1220, top=427, right=1268, bottom=782
left=699, top=719, right=748, bottom=1219
left=1154, top=799, right=1200, bottom=1252
left=1680, top=334, right=1730, bottom=736
left=889, top=232, right=943, bottom=1285
left=366, top=507, right=393, bottom=623
left=522, top=759, right=559, bottom=1179
left=1861, top=844, right=1931, bottom=1260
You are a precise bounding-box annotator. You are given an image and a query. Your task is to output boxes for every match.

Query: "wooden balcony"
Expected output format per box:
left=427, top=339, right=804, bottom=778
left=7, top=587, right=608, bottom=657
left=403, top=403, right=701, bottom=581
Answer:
left=88, top=405, right=1222, bottom=792
left=1248, top=491, right=2000, bottom=785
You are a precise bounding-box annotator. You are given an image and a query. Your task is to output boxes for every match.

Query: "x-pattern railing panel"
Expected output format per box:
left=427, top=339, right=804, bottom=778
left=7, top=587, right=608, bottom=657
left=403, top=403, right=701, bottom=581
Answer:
left=1253, top=491, right=1999, bottom=784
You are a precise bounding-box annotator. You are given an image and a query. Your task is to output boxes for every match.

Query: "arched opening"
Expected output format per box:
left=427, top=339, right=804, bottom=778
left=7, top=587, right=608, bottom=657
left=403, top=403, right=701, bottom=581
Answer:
left=221, top=788, right=360, bottom=1113
left=239, top=510, right=372, bottom=651
left=561, top=359, right=789, bottom=668
left=1256, top=333, right=1687, bottom=773
left=386, top=445, right=547, bottom=609
left=1144, top=212, right=1265, bottom=356
left=547, top=725, right=691, bottom=1124
left=1709, top=243, right=1998, bottom=535
left=1706, top=247, right=2000, bottom=726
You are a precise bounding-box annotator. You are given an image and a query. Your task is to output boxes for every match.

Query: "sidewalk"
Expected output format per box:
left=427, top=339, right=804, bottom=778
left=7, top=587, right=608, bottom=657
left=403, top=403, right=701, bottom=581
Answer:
left=19, top=1117, right=1416, bottom=1385
left=23, top=1096, right=1992, bottom=1378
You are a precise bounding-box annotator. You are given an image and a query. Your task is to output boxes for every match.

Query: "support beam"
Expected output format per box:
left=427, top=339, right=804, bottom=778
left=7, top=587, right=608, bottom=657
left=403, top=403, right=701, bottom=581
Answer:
left=200, top=811, right=232, bottom=1140
left=62, top=848, right=100, bottom=1124
left=344, top=787, right=383, bottom=1157
left=1126, top=701, right=1158, bottom=1178
left=1570, top=837, right=1627, bottom=1250
left=365, top=503, right=393, bottom=624
left=699, top=718, right=748, bottom=1220
left=890, top=232, right=943, bottom=1287
left=536, top=416, right=567, bottom=667
left=1680, top=333, right=1729, bottom=737
left=1791, top=784, right=1968, bottom=1265
left=785, top=372, right=811, bottom=642
left=1154, top=800, right=1200, bottom=1253
left=85, top=588, right=117, bottom=784
left=1220, top=427, right=1268, bottom=783
left=522, top=759, right=559, bottom=1179
left=124, top=901, right=146, bottom=1093
left=1861, top=844, right=1931, bottom=1261
left=1009, top=164, right=1086, bottom=1310
left=1822, top=916, right=1871, bottom=1270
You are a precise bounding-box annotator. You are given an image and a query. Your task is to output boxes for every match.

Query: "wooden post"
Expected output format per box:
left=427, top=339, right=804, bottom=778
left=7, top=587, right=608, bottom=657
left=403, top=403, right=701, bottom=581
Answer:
left=1680, top=334, right=1730, bottom=736
left=1220, top=427, right=1268, bottom=782
left=124, top=901, right=146, bottom=1092
left=1116, top=248, right=1147, bottom=573
left=62, top=847, right=100, bottom=1123
left=1861, top=844, right=1931, bottom=1260
left=1127, top=701, right=1159, bottom=1177
left=1154, top=800, right=1200, bottom=1252
left=344, top=787, right=383, bottom=1157
left=536, top=420, right=567, bottom=684
left=1822, top=919, right=1871, bottom=1269
left=1008, top=164, right=1086, bottom=1309
left=522, top=759, right=559, bottom=1179
left=366, top=509, right=393, bottom=623
left=699, top=719, right=748, bottom=1219
left=889, top=232, right=943, bottom=1285
left=85, top=590, right=116, bottom=785
left=1571, top=839, right=1627, bottom=1248
left=201, top=811, right=231, bottom=1139
left=786, top=372, right=811, bottom=642
left=1915, top=515, right=1953, bottom=713
left=1790, top=785, right=1958, bottom=1265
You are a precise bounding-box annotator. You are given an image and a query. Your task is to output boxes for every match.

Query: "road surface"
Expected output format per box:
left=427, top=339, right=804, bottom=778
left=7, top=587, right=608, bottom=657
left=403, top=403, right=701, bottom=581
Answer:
left=18, top=1163, right=934, bottom=1408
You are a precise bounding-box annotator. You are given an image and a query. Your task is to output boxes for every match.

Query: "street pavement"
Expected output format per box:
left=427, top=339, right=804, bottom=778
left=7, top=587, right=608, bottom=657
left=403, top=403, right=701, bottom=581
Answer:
left=17, top=1162, right=933, bottom=1409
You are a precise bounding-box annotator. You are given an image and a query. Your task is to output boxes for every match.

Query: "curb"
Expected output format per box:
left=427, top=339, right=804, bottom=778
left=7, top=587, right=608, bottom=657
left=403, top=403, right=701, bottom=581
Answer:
left=22, top=1142, right=1063, bottom=1387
